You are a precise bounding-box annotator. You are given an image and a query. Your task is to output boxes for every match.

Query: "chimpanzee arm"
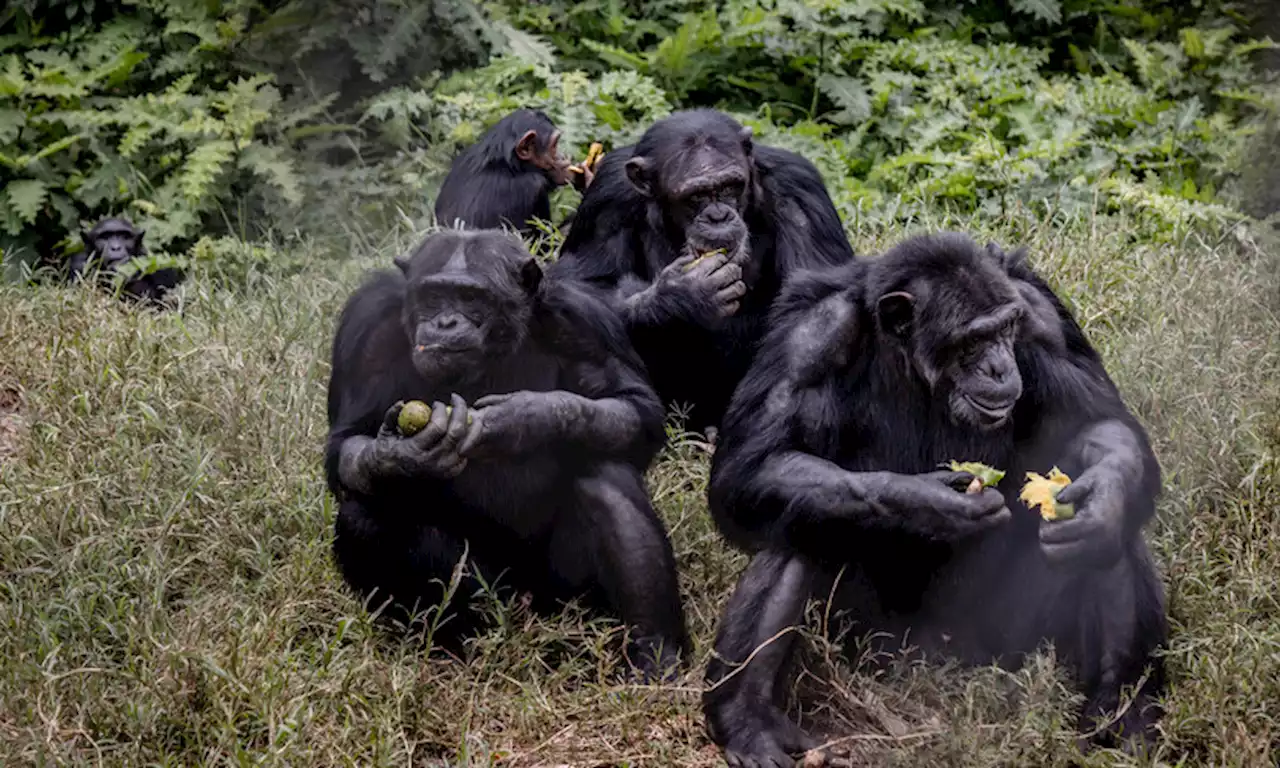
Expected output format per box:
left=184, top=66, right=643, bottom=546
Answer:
left=465, top=278, right=666, bottom=469
left=324, top=272, right=470, bottom=502
left=1005, top=259, right=1161, bottom=562
left=709, top=265, right=1008, bottom=552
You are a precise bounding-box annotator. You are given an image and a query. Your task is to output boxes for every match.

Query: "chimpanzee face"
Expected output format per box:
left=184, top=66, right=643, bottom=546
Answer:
left=83, top=218, right=145, bottom=269
left=625, top=126, right=755, bottom=262
left=396, top=230, right=542, bottom=384
left=876, top=252, right=1026, bottom=432
left=516, top=128, right=572, bottom=186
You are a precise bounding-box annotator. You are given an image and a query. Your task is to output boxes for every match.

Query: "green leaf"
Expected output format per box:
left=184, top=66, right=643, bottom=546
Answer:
left=6, top=180, right=49, bottom=224
left=492, top=21, right=557, bottom=69
left=1181, top=28, right=1205, bottom=60
left=817, top=74, right=871, bottom=124
left=1010, top=0, right=1062, bottom=24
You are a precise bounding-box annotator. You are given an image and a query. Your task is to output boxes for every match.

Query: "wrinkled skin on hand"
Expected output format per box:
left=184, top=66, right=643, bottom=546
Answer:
left=1040, top=464, right=1127, bottom=568
left=370, top=393, right=479, bottom=480
left=653, top=250, right=746, bottom=321
left=461, top=390, right=577, bottom=459
left=871, top=469, right=1011, bottom=539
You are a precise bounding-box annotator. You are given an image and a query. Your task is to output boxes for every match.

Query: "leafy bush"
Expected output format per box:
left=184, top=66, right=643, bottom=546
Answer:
left=0, top=0, right=309, bottom=279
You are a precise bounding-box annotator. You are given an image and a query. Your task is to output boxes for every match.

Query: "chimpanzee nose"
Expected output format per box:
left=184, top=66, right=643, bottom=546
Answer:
left=433, top=313, right=460, bottom=331
left=706, top=205, right=733, bottom=225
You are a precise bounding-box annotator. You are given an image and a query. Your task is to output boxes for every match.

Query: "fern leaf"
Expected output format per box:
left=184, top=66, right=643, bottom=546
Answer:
left=492, top=21, right=557, bottom=68
left=582, top=40, right=650, bottom=72
left=179, top=140, right=235, bottom=202
left=237, top=144, right=303, bottom=206
left=6, top=179, right=49, bottom=224
left=1010, top=0, right=1062, bottom=24
left=817, top=74, right=872, bottom=124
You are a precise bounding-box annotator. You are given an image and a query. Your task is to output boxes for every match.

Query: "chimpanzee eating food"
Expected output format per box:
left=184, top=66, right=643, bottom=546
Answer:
left=703, top=232, right=1167, bottom=766
left=71, top=217, right=182, bottom=306
left=324, top=228, right=688, bottom=678
left=550, top=109, right=855, bottom=435
left=433, top=109, right=595, bottom=236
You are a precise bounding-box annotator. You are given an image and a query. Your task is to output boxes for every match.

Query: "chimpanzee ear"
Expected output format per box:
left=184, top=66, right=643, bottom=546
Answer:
left=134, top=228, right=146, bottom=246
left=625, top=156, right=654, bottom=197
left=877, top=291, right=915, bottom=340
left=739, top=125, right=754, bottom=155
left=393, top=252, right=412, bottom=275
left=515, top=130, right=538, bottom=162
left=80, top=228, right=92, bottom=245
left=519, top=257, right=543, bottom=295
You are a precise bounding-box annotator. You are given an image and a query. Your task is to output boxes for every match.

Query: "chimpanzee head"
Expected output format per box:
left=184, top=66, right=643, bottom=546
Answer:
left=394, top=229, right=542, bottom=384
left=494, top=109, right=572, bottom=186
left=624, top=110, right=755, bottom=264
left=870, top=232, right=1027, bottom=432
left=81, top=217, right=145, bottom=270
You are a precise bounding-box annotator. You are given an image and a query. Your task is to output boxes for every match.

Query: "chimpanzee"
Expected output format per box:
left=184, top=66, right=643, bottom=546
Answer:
left=702, top=232, right=1167, bottom=766
left=433, top=109, right=591, bottom=236
left=71, top=217, right=182, bottom=306
left=550, top=109, right=855, bottom=435
left=324, top=228, right=688, bottom=678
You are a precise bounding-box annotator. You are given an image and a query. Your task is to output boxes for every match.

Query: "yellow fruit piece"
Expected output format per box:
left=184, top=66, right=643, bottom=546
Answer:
left=947, top=460, right=1006, bottom=488
left=1019, top=467, right=1076, bottom=521
left=397, top=401, right=432, bottom=436
left=682, top=248, right=727, bottom=272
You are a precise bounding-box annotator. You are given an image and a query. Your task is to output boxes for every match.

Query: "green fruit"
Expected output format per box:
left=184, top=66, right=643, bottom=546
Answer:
left=397, top=401, right=432, bottom=436
left=1048, top=501, right=1077, bottom=521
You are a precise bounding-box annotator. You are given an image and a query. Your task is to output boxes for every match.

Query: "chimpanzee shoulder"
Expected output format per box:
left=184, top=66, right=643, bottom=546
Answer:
left=750, top=145, right=854, bottom=271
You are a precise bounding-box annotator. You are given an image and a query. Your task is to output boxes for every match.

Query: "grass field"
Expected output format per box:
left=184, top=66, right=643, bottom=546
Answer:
left=1, top=209, right=1278, bottom=767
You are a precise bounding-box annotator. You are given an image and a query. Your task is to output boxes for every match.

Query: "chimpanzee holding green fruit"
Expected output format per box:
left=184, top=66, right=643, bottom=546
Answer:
left=324, top=228, right=688, bottom=680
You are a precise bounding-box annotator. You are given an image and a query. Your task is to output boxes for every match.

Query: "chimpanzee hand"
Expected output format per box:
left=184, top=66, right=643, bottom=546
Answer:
left=571, top=164, right=595, bottom=192
left=462, top=390, right=577, bottom=459
left=654, top=251, right=746, bottom=323
left=1039, top=464, right=1127, bottom=568
left=368, top=394, right=477, bottom=479
left=872, top=470, right=1011, bottom=539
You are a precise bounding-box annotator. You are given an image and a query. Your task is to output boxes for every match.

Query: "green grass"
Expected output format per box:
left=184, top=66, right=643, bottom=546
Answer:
left=1, top=209, right=1278, bottom=767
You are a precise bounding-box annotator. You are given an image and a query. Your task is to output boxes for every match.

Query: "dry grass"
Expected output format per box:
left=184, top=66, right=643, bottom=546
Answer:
left=0, top=208, right=1277, bottom=767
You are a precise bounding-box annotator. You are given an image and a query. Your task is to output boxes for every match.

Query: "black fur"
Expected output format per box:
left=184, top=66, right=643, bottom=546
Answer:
left=325, top=229, right=688, bottom=677
left=703, top=232, right=1167, bottom=766
left=72, top=217, right=182, bottom=306
left=550, top=109, right=855, bottom=433
left=434, top=109, right=568, bottom=235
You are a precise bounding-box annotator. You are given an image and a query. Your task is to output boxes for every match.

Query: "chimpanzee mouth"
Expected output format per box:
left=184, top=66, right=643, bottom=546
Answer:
left=963, top=394, right=1015, bottom=422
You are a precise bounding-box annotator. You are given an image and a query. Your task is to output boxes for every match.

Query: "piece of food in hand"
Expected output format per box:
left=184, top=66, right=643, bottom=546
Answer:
left=1019, top=467, right=1076, bottom=521
left=947, top=460, right=1006, bottom=493
left=397, top=400, right=433, bottom=436
left=682, top=247, right=727, bottom=272
left=569, top=142, right=607, bottom=175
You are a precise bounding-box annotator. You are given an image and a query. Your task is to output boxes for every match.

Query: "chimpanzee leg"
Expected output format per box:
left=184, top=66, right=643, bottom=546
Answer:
left=332, top=498, right=509, bottom=649
left=551, top=462, right=689, bottom=680
left=704, top=549, right=822, bottom=767
left=1003, top=537, right=1168, bottom=752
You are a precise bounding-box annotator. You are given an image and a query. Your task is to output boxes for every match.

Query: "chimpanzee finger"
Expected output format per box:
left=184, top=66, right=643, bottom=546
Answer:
left=473, top=393, right=513, bottom=409
left=380, top=401, right=406, bottom=434
left=1052, top=476, right=1094, bottom=505
left=720, top=301, right=741, bottom=317
left=457, top=413, right=487, bottom=458
left=1037, top=512, right=1095, bottom=544
left=963, top=487, right=1010, bottom=518
left=668, top=253, right=699, bottom=274
left=410, top=400, right=451, bottom=448
left=716, top=281, right=747, bottom=304
left=689, top=252, right=731, bottom=278
left=439, top=393, right=471, bottom=449
left=709, top=260, right=743, bottom=287
left=923, top=469, right=975, bottom=489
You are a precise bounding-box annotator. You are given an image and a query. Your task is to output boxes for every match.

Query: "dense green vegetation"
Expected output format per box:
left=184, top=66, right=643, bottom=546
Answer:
left=1, top=1, right=1278, bottom=765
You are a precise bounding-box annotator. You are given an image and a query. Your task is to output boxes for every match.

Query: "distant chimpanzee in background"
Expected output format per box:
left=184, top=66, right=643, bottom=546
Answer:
left=433, top=109, right=588, bottom=236
left=703, top=233, right=1167, bottom=766
left=71, top=217, right=182, bottom=306
left=550, top=109, right=855, bottom=436
left=325, top=228, right=688, bottom=678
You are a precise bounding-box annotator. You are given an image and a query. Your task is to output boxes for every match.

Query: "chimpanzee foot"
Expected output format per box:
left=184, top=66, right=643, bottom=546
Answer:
left=627, top=633, right=683, bottom=684
left=720, top=707, right=818, bottom=768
